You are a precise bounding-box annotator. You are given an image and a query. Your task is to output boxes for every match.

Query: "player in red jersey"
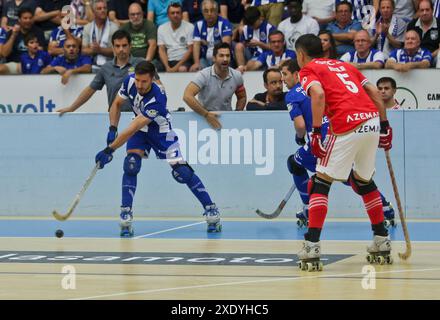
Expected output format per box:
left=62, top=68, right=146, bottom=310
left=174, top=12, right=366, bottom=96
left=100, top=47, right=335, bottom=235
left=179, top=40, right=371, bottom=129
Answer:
left=294, top=34, right=393, bottom=271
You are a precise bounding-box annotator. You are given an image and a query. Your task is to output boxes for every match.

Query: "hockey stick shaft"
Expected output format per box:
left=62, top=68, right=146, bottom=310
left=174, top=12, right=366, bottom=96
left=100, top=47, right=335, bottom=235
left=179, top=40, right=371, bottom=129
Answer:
left=385, top=150, right=411, bottom=260
left=52, top=163, right=100, bottom=221
left=256, top=185, right=296, bottom=219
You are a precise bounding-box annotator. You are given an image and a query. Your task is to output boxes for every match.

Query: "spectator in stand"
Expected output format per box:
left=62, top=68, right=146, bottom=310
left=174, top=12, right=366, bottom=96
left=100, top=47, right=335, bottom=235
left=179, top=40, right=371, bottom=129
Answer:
left=246, top=67, right=287, bottom=110
left=20, top=31, right=51, bottom=73
left=326, top=1, right=363, bottom=56
left=370, top=0, right=407, bottom=59
left=121, top=2, right=158, bottom=67
left=82, top=0, right=118, bottom=72
left=182, top=0, right=203, bottom=23
left=385, top=29, right=432, bottom=71
left=246, top=30, right=296, bottom=71
left=190, top=0, right=232, bottom=71
left=148, top=0, right=182, bottom=27
left=0, top=26, right=6, bottom=61
left=435, top=0, right=440, bottom=19
left=302, top=0, right=335, bottom=30
left=1, top=0, right=37, bottom=31
left=394, top=0, right=418, bottom=22
left=0, top=7, right=46, bottom=74
left=41, top=37, right=91, bottom=83
left=340, top=29, right=385, bottom=69
left=48, top=8, right=83, bottom=56
left=108, top=0, right=136, bottom=27
left=278, top=0, right=319, bottom=51
left=158, top=2, right=194, bottom=72
left=407, top=0, right=440, bottom=64
left=376, top=76, right=402, bottom=110
left=235, top=6, right=275, bottom=71
left=245, top=0, right=285, bottom=27
left=335, top=0, right=379, bottom=21
left=34, top=0, right=71, bottom=38
left=318, top=30, right=338, bottom=58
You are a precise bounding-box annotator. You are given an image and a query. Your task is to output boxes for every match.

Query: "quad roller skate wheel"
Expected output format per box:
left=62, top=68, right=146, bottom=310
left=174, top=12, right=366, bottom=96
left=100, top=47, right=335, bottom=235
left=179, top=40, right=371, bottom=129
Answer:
left=298, top=260, right=323, bottom=272
left=207, top=223, right=222, bottom=233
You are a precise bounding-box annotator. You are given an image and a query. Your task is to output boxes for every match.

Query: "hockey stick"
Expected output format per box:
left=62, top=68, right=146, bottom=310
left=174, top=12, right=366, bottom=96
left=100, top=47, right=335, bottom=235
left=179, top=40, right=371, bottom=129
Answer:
left=384, top=150, right=412, bottom=260
left=52, top=163, right=100, bottom=221
left=256, top=185, right=296, bottom=219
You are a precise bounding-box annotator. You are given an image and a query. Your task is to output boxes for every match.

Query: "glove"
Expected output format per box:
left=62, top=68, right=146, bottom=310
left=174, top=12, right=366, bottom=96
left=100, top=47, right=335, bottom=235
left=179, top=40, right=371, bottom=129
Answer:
left=379, top=120, right=392, bottom=150
left=295, top=134, right=306, bottom=146
left=107, top=126, right=118, bottom=146
left=95, top=147, right=114, bottom=169
left=310, top=127, right=327, bottom=159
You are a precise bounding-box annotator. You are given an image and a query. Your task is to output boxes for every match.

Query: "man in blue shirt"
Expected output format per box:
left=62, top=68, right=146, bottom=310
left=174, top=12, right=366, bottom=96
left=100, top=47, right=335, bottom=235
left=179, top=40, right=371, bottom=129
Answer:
left=20, top=32, right=51, bottom=74
left=326, top=1, right=362, bottom=56
left=246, top=30, right=296, bottom=71
left=280, top=58, right=396, bottom=228
left=41, top=37, right=92, bottom=84
left=95, top=61, right=222, bottom=237
left=385, top=29, right=432, bottom=71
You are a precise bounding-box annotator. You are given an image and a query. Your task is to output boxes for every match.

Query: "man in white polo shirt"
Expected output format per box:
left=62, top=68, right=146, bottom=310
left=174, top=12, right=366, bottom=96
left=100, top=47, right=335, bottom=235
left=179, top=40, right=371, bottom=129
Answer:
left=183, top=42, right=247, bottom=129
left=158, top=2, right=194, bottom=72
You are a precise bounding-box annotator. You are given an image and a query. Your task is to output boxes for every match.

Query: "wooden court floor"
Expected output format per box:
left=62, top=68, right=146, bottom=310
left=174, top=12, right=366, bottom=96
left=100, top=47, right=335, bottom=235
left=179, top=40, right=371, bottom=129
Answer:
left=0, top=235, right=439, bottom=300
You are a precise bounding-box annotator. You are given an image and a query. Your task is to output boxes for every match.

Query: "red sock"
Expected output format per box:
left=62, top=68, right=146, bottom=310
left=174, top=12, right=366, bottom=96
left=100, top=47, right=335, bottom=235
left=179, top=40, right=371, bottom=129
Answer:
left=308, top=193, right=328, bottom=229
left=362, top=190, right=384, bottom=225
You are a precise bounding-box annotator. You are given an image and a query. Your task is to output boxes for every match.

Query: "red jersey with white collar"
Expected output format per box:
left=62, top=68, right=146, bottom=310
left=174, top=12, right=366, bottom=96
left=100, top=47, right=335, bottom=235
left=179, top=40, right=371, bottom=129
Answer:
left=299, top=58, right=379, bottom=135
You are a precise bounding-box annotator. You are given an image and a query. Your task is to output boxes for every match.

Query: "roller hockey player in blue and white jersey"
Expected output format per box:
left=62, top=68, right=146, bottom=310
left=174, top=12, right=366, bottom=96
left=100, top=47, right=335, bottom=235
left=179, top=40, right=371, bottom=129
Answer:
left=280, top=58, right=395, bottom=228
left=95, top=61, right=221, bottom=237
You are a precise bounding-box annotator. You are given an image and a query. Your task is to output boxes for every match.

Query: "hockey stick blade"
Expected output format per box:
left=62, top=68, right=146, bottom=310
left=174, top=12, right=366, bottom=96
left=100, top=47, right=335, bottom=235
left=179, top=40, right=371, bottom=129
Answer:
left=52, top=163, right=100, bottom=221
left=255, top=185, right=296, bottom=219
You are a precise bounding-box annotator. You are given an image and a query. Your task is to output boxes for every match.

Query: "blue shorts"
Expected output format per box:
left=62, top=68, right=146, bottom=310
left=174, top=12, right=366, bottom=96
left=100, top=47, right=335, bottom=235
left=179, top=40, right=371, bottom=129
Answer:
left=294, top=146, right=317, bottom=173
left=126, top=130, right=183, bottom=162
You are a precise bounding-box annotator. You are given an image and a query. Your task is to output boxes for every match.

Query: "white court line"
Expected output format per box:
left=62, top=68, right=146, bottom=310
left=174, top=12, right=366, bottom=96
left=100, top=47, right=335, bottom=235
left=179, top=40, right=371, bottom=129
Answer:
left=72, top=267, right=440, bottom=300
left=133, top=221, right=205, bottom=239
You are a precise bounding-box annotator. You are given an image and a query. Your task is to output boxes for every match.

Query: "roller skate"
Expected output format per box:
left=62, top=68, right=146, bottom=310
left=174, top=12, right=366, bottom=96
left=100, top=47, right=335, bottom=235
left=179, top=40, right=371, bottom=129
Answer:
left=383, top=201, right=396, bottom=228
left=366, top=235, right=393, bottom=265
left=296, top=205, right=309, bottom=228
left=297, top=240, right=323, bottom=272
left=120, top=207, right=134, bottom=238
left=204, top=204, right=222, bottom=233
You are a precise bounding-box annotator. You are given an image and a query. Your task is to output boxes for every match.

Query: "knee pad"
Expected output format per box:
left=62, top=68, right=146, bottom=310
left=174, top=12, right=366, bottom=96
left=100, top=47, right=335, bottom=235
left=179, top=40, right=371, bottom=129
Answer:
left=287, top=155, right=307, bottom=176
left=123, top=153, right=142, bottom=176
left=171, top=163, right=194, bottom=184
left=307, top=174, right=331, bottom=196
left=349, top=171, right=377, bottom=195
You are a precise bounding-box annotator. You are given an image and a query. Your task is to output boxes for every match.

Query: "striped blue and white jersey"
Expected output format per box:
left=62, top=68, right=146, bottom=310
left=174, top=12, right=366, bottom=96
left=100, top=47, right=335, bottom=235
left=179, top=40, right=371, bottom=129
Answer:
left=388, top=47, right=432, bottom=63
left=118, top=75, right=173, bottom=137
left=49, top=25, right=84, bottom=48
left=256, top=49, right=296, bottom=68
left=340, top=48, right=385, bottom=64
left=193, top=16, right=233, bottom=60
left=240, top=21, right=276, bottom=58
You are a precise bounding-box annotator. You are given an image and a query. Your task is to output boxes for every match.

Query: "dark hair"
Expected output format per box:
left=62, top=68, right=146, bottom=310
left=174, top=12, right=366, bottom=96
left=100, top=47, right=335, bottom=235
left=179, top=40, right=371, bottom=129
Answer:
left=112, top=29, right=132, bottom=45
left=377, top=77, right=397, bottom=89
left=268, top=29, right=285, bottom=41
left=295, top=34, right=324, bottom=58
left=213, top=42, right=231, bottom=57
left=24, top=32, right=37, bottom=45
left=167, top=2, right=182, bottom=12
left=318, top=30, right=337, bottom=59
left=263, top=67, right=281, bottom=84
left=336, top=1, right=353, bottom=13
left=243, top=6, right=261, bottom=26
left=135, top=60, right=156, bottom=77
left=285, top=0, right=303, bottom=6
left=280, top=58, right=300, bottom=73
left=18, top=7, right=34, bottom=18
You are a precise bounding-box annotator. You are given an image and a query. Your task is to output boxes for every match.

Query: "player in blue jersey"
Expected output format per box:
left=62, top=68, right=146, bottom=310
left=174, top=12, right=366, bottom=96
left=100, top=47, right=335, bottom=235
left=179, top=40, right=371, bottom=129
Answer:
left=95, top=61, right=221, bottom=237
left=280, top=58, right=396, bottom=228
